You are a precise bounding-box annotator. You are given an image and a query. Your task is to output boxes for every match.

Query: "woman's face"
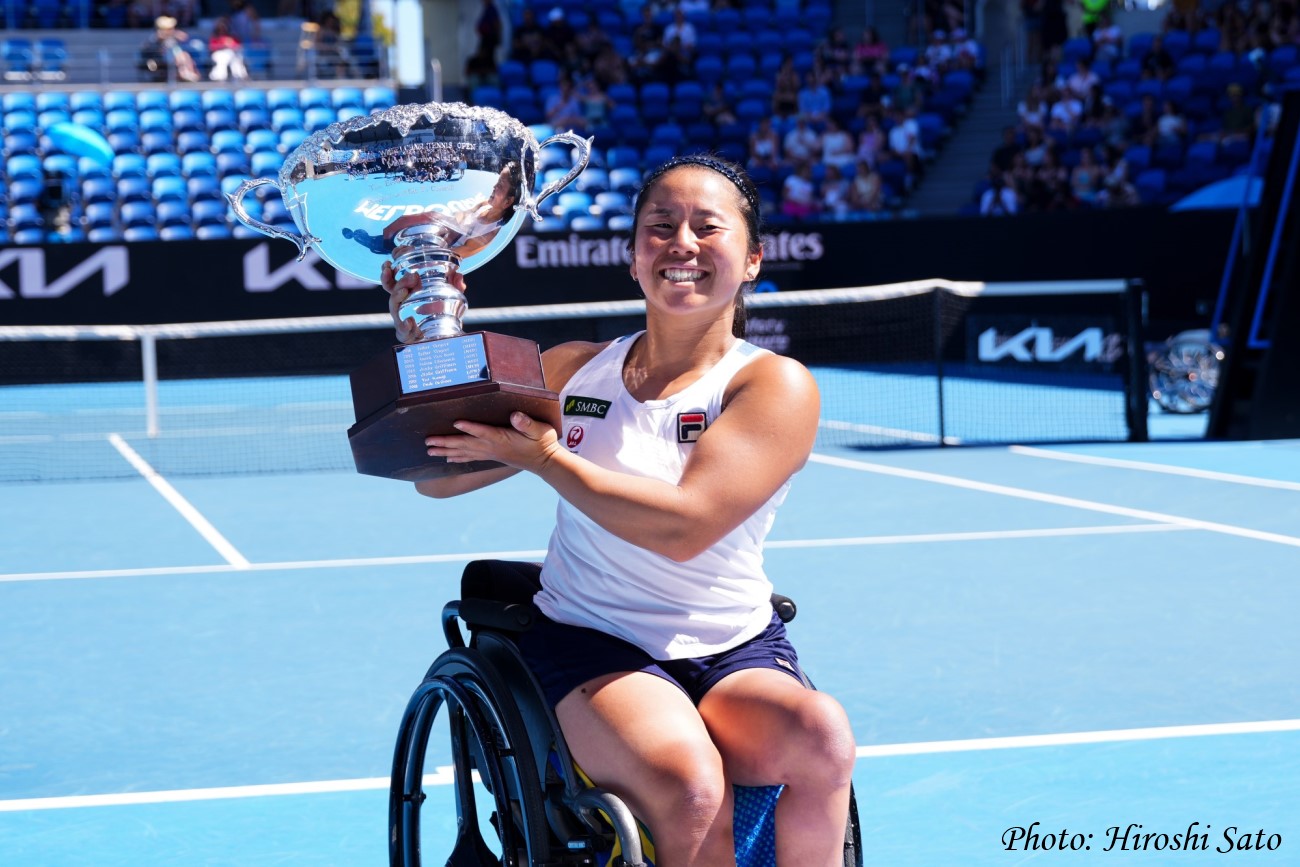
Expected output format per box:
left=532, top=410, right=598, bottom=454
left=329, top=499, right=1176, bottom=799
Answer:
left=484, top=170, right=517, bottom=220
left=629, top=167, right=761, bottom=321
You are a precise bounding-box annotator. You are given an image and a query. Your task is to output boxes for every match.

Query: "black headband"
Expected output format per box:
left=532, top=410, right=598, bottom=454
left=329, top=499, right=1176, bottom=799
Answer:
left=643, top=155, right=762, bottom=217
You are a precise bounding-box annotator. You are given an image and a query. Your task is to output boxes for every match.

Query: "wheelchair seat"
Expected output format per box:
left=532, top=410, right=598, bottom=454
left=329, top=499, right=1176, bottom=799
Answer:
left=389, top=559, right=862, bottom=867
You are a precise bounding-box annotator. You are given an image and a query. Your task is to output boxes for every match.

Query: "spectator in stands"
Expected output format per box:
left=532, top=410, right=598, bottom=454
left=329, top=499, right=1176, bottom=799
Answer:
left=991, top=125, right=1023, bottom=174
left=209, top=17, right=249, bottom=82
left=650, top=35, right=692, bottom=85
left=1141, top=34, right=1176, bottom=80
left=887, top=106, right=924, bottom=179
left=980, top=171, right=1019, bottom=215
left=1028, top=147, right=1073, bottom=211
left=923, top=29, right=952, bottom=71
left=820, top=117, right=856, bottom=170
left=1018, top=84, right=1048, bottom=131
left=1130, top=94, right=1162, bottom=146
left=1091, top=11, right=1124, bottom=62
left=546, top=76, right=587, bottom=131
left=819, top=164, right=851, bottom=218
left=781, top=161, right=819, bottom=219
left=230, top=0, right=262, bottom=49
left=703, top=82, right=738, bottom=128
left=307, top=12, right=349, bottom=79
left=748, top=117, right=783, bottom=171
left=782, top=116, right=822, bottom=165
left=577, top=77, right=613, bottom=129
left=544, top=7, right=580, bottom=71
left=772, top=57, right=802, bottom=118
left=510, top=8, right=552, bottom=64
left=1097, top=172, right=1140, bottom=207
left=575, top=17, right=613, bottom=75
left=1020, top=125, right=1050, bottom=167
left=632, top=4, right=662, bottom=48
left=1065, top=58, right=1100, bottom=101
left=1217, top=83, right=1257, bottom=144
left=949, top=28, right=981, bottom=72
left=663, top=8, right=698, bottom=54
left=592, top=43, right=629, bottom=89
left=890, top=66, right=926, bottom=113
left=849, top=159, right=884, bottom=212
left=854, top=72, right=888, bottom=122
left=139, top=16, right=200, bottom=83
left=853, top=26, right=890, bottom=74
left=627, top=29, right=663, bottom=83
left=1071, top=147, right=1102, bottom=206
left=1040, top=0, right=1069, bottom=60
left=1048, top=87, right=1084, bottom=132
left=856, top=114, right=886, bottom=167
left=467, top=0, right=503, bottom=82
left=796, top=72, right=833, bottom=123
left=816, top=25, right=854, bottom=82
left=1154, top=99, right=1188, bottom=148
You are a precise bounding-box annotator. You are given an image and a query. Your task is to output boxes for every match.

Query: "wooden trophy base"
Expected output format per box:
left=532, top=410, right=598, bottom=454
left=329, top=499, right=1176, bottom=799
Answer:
left=347, top=331, right=559, bottom=482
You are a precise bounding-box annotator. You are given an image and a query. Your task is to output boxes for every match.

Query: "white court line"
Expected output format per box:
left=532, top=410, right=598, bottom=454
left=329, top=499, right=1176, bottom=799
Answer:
left=808, top=452, right=1300, bottom=549
left=2, top=719, right=1296, bottom=813
left=0, top=524, right=1188, bottom=584
left=767, top=523, right=1188, bottom=548
left=107, top=434, right=250, bottom=569
left=1009, top=445, right=1300, bottom=492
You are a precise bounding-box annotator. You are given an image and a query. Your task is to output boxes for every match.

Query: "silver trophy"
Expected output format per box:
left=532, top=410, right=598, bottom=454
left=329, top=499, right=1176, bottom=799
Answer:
left=228, top=102, right=592, bottom=481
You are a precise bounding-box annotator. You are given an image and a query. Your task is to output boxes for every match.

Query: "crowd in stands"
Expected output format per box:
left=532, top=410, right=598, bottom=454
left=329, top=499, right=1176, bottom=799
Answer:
left=465, top=0, right=983, bottom=226
left=976, top=0, right=1290, bottom=215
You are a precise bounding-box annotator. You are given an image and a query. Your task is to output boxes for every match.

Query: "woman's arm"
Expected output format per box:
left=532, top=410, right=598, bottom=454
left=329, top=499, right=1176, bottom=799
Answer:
left=427, top=353, right=820, bottom=561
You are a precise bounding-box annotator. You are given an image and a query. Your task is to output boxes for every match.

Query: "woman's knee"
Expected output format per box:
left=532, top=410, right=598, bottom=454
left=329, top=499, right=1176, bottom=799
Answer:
left=788, top=692, right=857, bottom=788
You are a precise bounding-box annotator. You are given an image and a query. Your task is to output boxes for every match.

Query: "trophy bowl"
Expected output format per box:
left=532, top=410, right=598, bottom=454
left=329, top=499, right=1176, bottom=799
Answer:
left=228, top=102, right=592, bottom=481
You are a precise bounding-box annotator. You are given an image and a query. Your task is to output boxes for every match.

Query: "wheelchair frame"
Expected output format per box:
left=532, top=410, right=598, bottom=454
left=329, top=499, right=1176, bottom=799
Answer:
left=389, top=559, right=863, bottom=867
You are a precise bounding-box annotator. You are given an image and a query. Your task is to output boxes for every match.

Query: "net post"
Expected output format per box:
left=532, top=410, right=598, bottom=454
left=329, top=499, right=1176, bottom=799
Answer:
left=141, top=330, right=160, bottom=439
left=1123, top=279, right=1149, bottom=443
left=933, top=285, right=947, bottom=446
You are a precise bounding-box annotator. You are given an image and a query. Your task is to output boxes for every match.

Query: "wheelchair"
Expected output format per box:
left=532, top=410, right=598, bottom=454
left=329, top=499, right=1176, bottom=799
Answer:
left=390, top=559, right=863, bottom=867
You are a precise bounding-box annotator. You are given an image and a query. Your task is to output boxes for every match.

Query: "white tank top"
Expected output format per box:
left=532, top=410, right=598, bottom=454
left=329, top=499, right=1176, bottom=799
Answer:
left=535, top=332, right=789, bottom=659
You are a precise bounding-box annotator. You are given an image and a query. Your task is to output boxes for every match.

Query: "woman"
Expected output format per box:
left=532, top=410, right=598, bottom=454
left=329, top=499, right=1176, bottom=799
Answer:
left=382, top=155, right=855, bottom=866
left=380, top=162, right=521, bottom=259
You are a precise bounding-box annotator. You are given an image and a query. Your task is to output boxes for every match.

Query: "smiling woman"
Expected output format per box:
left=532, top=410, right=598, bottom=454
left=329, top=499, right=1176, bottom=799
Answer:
left=380, top=154, right=854, bottom=866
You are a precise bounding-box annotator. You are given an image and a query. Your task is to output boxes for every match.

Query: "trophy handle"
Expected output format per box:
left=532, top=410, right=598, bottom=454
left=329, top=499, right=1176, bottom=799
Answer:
left=526, top=131, right=594, bottom=220
left=226, top=177, right=321, bottom=260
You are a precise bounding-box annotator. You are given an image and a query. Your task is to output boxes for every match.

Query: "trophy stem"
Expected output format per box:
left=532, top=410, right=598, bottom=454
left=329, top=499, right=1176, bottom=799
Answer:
left=394, top=246, right=466, bottom=340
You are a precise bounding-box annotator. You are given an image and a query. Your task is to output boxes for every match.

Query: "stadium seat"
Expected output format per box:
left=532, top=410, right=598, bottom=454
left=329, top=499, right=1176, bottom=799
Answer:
left=364, top=86, right=396, bottom=111
left=83, top=202, right=116, bottom=229
left=139, top=129, right=173, bottom=157
left=299, top=87, right=331, bottom=111
left=211, top=129, right=247, bottom=155
left=160, top=225, right=196, bottom=241
left=607, top=213, right=634, bottom=231
left=609, top=166, right=642, bottom=194
left=304, top=106, right=335, bottom=132
left=594, top=190, right=632, bottom=215
left=146, top=153, right=183, bottom=179
left=182, top=151, right=219, bottom=179
left=201, top=90, right=236, bottom=113
left=575, top=167, right=610, bottom=194
left=2, top=92, right=36, bottom=113
left=152, top=175, right=188, bottom=203
left=7, top=178, right=43, bottom=205
left=554, top=190, right=594, bottom=221
left=570, top=214, right=605, bottom=232
left=124, top=226, right=160, bottom=242
left=156, top=199, right=191, bottom=228
left=88, top=225, right=122, bottom=242
left=192, top=199, right=230, bottom=228
left=196, top=224, right=233, bottom=240
left=205, top=109, right=239, bottom=133
left=187, top=175, right=222, bottom=202
left=251, top=150, right=282, bottom=177
left=120, top=201, right=157, bottom=228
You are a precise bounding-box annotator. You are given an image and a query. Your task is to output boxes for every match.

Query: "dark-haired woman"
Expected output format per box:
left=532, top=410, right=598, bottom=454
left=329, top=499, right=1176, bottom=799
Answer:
left=382, top=156, right=855, bottom=866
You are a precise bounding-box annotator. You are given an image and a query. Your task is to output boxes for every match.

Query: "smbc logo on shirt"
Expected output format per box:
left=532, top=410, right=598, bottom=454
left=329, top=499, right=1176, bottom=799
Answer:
left=563, top=395, right=611, bottom=419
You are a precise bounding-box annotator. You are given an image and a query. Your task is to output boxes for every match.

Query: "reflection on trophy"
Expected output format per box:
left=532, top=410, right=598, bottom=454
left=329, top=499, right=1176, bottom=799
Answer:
left=228, top=102, right=592, bottom=481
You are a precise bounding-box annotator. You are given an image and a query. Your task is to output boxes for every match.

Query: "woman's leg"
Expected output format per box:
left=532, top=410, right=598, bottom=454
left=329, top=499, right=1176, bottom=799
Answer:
left=557, top=671, right=737, bottom=867
left=698, top=669, right=856, bottom=867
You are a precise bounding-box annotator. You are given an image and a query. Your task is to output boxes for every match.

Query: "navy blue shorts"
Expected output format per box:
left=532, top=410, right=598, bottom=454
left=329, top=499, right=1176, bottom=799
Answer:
left=515, top=611, right=807, bottom=708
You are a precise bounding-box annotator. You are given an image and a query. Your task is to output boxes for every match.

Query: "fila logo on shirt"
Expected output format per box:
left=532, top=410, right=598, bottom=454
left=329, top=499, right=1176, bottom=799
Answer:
left=677, top=411, right=708, bottom=443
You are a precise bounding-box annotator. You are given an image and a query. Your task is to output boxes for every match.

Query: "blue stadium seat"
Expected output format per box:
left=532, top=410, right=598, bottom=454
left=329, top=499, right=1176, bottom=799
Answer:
left=239, top=108, right=272, bottom=133
left=554, top=190, right=594, bottom=221
left=2, top=110, right=37, bottom=135
left=77, top=156, right=111, bottom=181
left=251, top=150, right=281, bottom=177
left=103, top=91, right=136, bottom=113
left=161, top=225, right=196, bottom=241
left=8, top=178, right=43, bottom=205
left=332, top=87, right=365, bottom=110
left=192, top=199, right=230, bottom=227
left=606, top=146, right=641, bottom=169
left=575, top=167, right=610, bottom=194
left=83, top=202, right=116, bottom=228
left=2, top=92, right=37, bottom=113
left=201, top=90, right=236, bottom=113
left=570, top=214, right=605, bottom=232
left=140, top=130, right=174, bottom=157
left=153, top=175, right=188, bottom=203
left=299, top=87, right=331, bottom=111
left=607, top=213, right=634, bottom=231
left=156, top=199, right=191, bottom=227
left=364, top=86, right=396, bottom=111
left=643, top=143, right=674, bottom=170
left=107, top=130, right=140, bottom=155
left=182, top=151, right=218, bottom=179
left=187, top=175, right=222, bottom=202
left=216, top=152, right=251, bottom=178
left=272, top=108, right=304, bottom=133
left=120, top=201, right=157, bottom=228
left=279, top=128, right=308, bottom=152
left=176, top=130, right=211, bottom=156
left=1163, top=30, right=1191, bottom=60
left=124, top=226, right=160, bottom=242
left=267, top=88, right=299, bottom=112
left=88, top=226, right=123, bottom=242
left=197, top=224, right=233, bottom=240
left=609, top=166, right=642, bottom=194
left=594, top=190, right=631, bottom=215
left=212, top=129, right=247, bottom=155
left=116, top=176, right=151, bottom=204
left=81, top=177, right=116, bottom=205
left=694, top=54, right=724, bottom=85
left=304, top=107, right=335, bottom=132
left=498, top=60, right=528, bottom=89
left=169, top=90, right=203, bottom=113
left=205, top=109, right=239, bottom=133
left=70, top=108, right=105, bottom=130
left=111, top=152, right=146, bottom=179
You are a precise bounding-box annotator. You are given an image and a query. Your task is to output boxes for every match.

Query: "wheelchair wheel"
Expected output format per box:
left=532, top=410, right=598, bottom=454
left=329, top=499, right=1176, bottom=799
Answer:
left=390, top=646, right=551, bottom=867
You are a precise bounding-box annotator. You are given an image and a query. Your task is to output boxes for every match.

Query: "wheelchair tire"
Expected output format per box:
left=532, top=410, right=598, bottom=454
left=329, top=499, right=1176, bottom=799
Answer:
left=391, top=647, right=551, bottom=867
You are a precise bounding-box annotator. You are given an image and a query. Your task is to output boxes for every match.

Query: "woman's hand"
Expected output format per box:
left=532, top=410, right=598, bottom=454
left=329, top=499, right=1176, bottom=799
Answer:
left=425, top=412, right=561, bottom=475
left=381, top=261, right=466, bottom=344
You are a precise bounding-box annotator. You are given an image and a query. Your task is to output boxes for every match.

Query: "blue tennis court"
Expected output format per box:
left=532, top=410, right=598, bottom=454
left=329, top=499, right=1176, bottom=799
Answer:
left=1, top=372, right=1297, bottom=865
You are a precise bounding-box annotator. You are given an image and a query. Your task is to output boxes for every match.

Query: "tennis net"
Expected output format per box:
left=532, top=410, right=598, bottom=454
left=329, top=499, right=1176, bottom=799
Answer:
left=0, top=279, right=1146, bottom=482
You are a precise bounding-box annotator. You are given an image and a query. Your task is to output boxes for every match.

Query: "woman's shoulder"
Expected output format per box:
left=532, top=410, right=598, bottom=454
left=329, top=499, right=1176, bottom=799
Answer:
left=541, top=339, right=613, bottom=389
